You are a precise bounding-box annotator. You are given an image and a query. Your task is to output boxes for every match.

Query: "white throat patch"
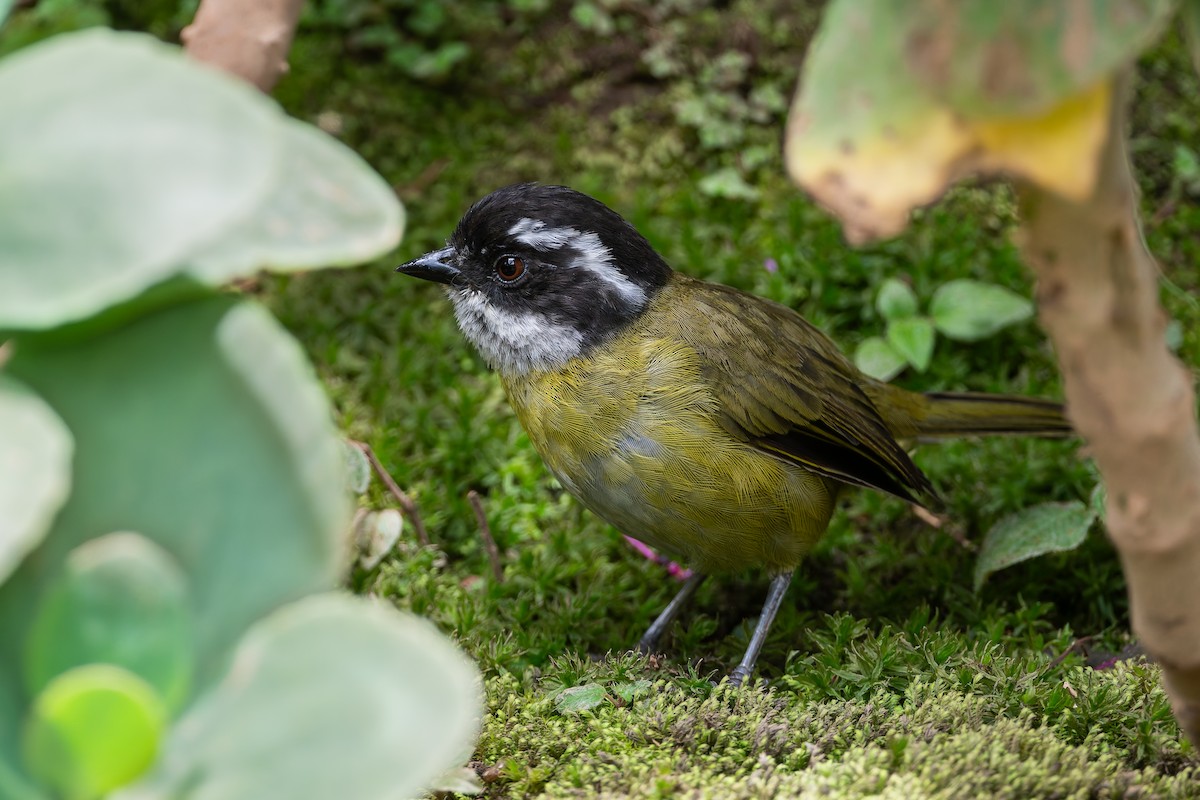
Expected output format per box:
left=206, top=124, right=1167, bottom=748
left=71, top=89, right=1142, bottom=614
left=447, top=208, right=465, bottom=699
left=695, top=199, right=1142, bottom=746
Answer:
left=508, top=218, right=647, bottom=309
left=448, top=287, right=584, bottom=376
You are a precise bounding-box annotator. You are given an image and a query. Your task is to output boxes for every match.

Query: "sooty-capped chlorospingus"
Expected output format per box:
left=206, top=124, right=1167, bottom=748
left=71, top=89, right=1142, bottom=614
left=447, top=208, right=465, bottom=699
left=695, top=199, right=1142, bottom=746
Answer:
left=397, top=183, right=1069, bottom=686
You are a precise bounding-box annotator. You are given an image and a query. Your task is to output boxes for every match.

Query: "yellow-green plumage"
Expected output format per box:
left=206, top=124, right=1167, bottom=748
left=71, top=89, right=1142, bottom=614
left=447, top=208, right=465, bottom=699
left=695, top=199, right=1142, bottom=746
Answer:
left=503, top=273, right=1067, bottom=575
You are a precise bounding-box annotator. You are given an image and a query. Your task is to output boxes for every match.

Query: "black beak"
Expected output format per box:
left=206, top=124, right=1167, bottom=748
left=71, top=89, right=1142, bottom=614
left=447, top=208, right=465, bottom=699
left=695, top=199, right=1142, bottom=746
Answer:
left=395, top=246, right=462, bottom=285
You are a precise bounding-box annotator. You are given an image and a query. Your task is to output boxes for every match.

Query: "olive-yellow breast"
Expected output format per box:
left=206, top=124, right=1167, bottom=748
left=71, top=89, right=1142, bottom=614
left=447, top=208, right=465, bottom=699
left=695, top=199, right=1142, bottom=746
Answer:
left=503, top=274, right=840, bottom=576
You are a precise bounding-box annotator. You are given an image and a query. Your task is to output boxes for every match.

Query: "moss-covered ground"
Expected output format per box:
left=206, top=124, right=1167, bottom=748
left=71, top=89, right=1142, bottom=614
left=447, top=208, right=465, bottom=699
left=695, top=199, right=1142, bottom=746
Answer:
left=47, top=0, right=1198, bottom=795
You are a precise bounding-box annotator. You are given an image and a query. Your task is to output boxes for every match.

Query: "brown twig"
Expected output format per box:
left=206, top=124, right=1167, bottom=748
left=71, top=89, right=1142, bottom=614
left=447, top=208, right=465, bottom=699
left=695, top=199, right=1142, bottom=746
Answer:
left=348, top=440, right=429, bottom=546
left=1043, top=636, right=1094, bottom=674
left=911, top=504, right=943, bottom=529
left=1016, top=71, right=1200, bottom=744
left=911, top=504, right=976, bottom=551
left=467, top=490, right=504, bottom=583
left=181, top=0, right=304, bottom=93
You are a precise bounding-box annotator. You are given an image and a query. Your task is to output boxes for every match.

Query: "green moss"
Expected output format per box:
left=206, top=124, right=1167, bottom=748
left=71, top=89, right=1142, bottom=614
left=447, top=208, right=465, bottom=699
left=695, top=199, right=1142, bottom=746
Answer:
left=474, top=657, right=1192, bottom=797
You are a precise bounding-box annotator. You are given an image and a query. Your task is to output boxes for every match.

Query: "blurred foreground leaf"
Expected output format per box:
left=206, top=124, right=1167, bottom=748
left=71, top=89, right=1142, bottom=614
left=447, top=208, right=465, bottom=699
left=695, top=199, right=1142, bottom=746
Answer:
left=23, top=664, right=166, bottom=800
left=930, top=279, right=1034, bottom=342
left=118, top=594, right=482, bottom=800
left=24, top=533, right=193, bottom=713
left=0, top=29, right=402, bottom=331
left=1, top=296, right=347, bottom=691
left=786, top=0, right=1170, bottom=242
left=0, top=375, right=72, bottom=585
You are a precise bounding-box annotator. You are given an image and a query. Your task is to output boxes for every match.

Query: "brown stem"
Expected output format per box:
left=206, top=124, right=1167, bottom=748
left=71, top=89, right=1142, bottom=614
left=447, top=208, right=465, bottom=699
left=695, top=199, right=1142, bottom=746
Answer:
left=348, top=440, right=430, bottom=546
left=1015, top=72, right=1200, bottom=744
left=467, top=490, right=504, bottom=584
left=181, top=0, right=304, bottom=93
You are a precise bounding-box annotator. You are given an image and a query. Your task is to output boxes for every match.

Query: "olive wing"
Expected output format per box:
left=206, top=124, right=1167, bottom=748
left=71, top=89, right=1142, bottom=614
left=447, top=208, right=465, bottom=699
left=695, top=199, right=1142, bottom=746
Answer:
left=677, top=280, right=936, bottom=504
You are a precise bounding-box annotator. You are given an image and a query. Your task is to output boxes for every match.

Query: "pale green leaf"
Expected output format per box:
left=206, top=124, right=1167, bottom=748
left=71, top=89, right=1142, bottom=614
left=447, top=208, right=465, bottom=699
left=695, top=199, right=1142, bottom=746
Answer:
left=876, top=278, right=919, bottom=320
left=554, top=683, right=606, bottom=713
left=930, top=279, right=1033, bottom=341
left=974, top=501, right=1096, bottom=590
left=0, top=660, right=48, bottom=800
left=2, top=296, right=347, bottom=689
left=116, top=594, right=482, bottom=800
left=0, top=0, right=12, bottom=27
left=886, top=317, right=936, bottom=372
left=23, top=664, right=166, bottom=800
left=342, top=440, right=372, bottom=495
left=854, top=337, right=907, bottom=381
left=24, top=532, right=193, bottom=713
left=0, top=30, right=278, bottom=329
left=0, top=374, right=72, bottom=585
left=0, top=758, right=48, bottom=800
left=697, top=168, right=760, bottom=200
left=187, top=118, right=403, bottom=282
left=355, top=510, right=403, bottom=571
left=612, top=680, right=653, bottom=703
left=215, top=303, right=350, bottom=553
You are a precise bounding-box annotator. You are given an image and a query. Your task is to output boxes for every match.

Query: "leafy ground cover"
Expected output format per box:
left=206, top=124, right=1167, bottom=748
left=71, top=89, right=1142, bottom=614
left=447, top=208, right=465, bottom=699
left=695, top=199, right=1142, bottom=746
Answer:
left=254, top=2, right=1200, bottom=796
left=23, top=0, right=1199, bottom=795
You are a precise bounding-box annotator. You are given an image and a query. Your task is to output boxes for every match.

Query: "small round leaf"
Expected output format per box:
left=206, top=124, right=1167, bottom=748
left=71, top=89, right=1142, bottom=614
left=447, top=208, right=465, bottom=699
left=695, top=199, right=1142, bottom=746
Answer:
left=355, top=510, right=403, bottom=571
left=930, top=279, right=1033, bottom=342
left=554, top=683, right=606, bottom=714
left=24, top=532, right=193, bottom=713
left=854, top=337, right=908, bottom=381
left=22, top=664, right=166, bottom=799
left=885, top=317, right=936, bottom=373
left=875, top=278, right=919, bottom=321
left=342, top=441, right=372, bottom=495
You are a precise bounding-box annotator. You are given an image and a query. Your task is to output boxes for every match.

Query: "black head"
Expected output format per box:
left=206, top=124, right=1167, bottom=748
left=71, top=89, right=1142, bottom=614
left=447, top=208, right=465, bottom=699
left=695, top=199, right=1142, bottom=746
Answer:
left=397, top=184, right=673, bottom=374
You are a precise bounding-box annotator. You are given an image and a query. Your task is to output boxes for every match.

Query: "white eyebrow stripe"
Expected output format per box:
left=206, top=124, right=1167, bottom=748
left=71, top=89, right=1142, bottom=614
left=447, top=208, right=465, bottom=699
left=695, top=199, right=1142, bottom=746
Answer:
left=509, top=218, right=574, bottom=250
left=508, top=218, right=647, bottom=309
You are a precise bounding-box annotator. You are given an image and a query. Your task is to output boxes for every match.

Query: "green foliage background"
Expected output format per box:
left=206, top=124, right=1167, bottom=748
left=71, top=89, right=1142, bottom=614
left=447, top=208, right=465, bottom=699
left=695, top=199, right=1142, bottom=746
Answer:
left=7, top=0, right=1200, bottom=795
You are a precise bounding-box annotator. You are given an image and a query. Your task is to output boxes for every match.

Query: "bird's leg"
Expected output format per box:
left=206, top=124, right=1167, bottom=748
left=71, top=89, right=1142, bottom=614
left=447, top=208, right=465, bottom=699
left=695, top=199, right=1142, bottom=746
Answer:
left=728, top=570, right=794, bottom=688
left=636, top=572, right=707, bottom=653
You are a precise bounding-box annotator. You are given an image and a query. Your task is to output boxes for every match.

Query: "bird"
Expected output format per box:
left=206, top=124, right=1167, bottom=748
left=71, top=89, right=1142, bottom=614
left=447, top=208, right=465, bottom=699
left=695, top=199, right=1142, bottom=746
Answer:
left=396, top=183, right=1070, bottom=686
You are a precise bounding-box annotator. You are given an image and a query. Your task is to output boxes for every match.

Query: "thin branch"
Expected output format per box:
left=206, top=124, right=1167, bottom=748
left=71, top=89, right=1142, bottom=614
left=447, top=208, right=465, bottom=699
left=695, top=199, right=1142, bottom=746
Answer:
left=1043, top=636, right=1094, bottom=674
left=467, top=490, right=504, bottom=584
left=1015, top=71, right=1200, bottom=744
left=181, top=0, right=304, bottom=93
left=348, top=440, right=429, bottom=546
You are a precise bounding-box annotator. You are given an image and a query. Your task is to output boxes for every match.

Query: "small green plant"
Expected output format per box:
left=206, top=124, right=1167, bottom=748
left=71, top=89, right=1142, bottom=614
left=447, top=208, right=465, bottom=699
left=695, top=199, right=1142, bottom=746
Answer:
left=854, top=277, right=1035, bottom=380
left=974, top=483, right=1105, bottom=590
left=0, top=28, right=479, bottom=799
left=302, top=0, right=493, bottom=80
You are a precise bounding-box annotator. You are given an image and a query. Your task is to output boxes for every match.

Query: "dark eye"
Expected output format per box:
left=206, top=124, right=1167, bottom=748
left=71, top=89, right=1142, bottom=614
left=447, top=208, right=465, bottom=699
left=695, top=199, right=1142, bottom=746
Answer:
left=494, top=255, right=526, bottom=283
